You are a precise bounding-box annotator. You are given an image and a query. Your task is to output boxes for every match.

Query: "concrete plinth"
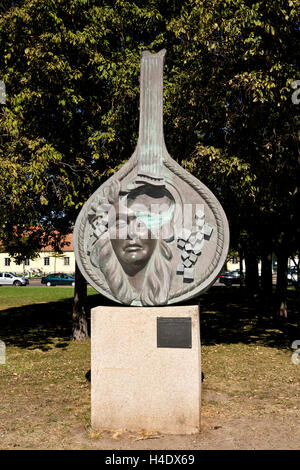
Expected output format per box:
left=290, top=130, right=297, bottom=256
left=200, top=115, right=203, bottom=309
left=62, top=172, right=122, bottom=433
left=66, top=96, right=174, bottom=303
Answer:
left=91, top=305, right=201, bottom=434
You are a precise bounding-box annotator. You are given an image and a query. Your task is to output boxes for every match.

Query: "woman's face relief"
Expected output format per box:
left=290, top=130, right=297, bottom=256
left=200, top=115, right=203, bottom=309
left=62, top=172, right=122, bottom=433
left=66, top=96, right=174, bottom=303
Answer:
left=109, top=199, right=157, bottom=277
left=108, top=188, right=174, bottom=278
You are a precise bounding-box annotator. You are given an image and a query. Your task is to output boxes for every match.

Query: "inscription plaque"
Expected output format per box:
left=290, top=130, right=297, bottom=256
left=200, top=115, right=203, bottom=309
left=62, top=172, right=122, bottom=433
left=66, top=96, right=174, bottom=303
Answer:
left=157, top=317, right=192, bottom=349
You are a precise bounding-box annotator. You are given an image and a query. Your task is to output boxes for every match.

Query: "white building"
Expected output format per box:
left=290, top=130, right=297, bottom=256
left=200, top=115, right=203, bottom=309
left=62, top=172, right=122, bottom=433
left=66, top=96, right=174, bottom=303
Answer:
left=0, top=234, right=75, bottom=276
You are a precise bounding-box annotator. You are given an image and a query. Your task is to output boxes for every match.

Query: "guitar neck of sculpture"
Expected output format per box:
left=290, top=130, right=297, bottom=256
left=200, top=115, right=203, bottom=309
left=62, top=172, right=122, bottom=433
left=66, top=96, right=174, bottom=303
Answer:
left=136, top=49, right=167, bottom=185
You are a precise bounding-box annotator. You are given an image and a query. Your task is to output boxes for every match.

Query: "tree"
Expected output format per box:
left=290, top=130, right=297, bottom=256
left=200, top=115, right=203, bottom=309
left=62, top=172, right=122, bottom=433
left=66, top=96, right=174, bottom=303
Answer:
left=0, top=0, right=191, bottom=337
left=173, top=0, right=300, bottom=314
left=0, top=0, right=299, bottom=330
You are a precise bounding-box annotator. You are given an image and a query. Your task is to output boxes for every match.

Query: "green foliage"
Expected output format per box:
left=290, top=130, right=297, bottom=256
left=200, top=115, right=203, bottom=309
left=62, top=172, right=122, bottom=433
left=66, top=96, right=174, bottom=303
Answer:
left=0, top=0, right=299, bottom=261
left=170, top=0, right=300, bottom=256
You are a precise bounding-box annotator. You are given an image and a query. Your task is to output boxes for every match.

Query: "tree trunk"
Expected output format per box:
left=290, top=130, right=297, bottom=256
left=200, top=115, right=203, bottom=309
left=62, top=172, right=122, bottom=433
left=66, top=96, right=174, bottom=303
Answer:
left=72, top=262, right=88, bottom=340
left=275, top=248, right=288, bottom=318
left=238, top=248, right=245, bottom=288
left=245, top=250, right=259, bottom=297
left=261, top=250, right=273, bottom=312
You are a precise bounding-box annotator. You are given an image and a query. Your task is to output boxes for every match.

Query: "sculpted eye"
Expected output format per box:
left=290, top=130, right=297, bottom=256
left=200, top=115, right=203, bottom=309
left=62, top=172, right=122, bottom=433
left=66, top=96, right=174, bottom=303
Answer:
left=116, top=217, right=127, bottom=230
left=136, top=220, right=147, bottom=232
left=116, top=219, right=127, bottom=229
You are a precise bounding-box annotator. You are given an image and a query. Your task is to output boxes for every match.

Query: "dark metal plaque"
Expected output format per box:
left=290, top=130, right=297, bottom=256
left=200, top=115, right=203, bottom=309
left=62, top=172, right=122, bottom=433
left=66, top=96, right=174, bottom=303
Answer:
left=157, top=317, right=192, bottom=349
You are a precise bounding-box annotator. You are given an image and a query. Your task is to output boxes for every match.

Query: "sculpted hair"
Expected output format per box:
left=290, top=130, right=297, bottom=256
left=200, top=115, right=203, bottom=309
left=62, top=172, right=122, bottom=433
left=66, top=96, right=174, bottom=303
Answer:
left=89, top=182, right=173, bottom=305
left=90, top=231, right=135, bottom=304
left=140, top=240, right=172, bottom=306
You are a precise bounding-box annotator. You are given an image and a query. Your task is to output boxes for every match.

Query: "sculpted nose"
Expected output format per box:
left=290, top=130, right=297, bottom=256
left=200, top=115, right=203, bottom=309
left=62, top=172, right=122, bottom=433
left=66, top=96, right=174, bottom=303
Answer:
left=127, top=219, right=137, bottom=240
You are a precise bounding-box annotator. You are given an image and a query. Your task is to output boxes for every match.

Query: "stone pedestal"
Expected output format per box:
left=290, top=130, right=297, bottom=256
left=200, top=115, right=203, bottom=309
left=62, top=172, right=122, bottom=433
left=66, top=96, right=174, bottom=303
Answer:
left=91, top=305, right=201, bottom=434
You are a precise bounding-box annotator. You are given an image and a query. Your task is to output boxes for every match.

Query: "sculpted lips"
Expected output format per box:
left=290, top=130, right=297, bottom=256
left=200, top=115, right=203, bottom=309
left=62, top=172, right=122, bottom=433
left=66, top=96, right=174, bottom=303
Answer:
left=123, top=242, right=143, bottom=252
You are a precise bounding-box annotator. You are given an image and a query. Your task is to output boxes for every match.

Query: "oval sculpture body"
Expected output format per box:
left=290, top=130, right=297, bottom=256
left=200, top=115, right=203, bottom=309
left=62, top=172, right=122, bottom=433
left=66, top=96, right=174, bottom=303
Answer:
left=73, top=50, right=229, bottom=306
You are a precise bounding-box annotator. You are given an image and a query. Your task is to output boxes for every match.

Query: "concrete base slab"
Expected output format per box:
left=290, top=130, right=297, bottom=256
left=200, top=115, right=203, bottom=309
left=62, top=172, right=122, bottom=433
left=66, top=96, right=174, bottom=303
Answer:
left=91, top=305, right=201, bottom=434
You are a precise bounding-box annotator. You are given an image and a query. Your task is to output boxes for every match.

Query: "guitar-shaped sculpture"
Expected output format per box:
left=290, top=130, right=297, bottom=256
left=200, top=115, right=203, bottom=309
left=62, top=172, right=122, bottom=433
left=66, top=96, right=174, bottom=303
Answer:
left=74, top=50, right=229, bottom=306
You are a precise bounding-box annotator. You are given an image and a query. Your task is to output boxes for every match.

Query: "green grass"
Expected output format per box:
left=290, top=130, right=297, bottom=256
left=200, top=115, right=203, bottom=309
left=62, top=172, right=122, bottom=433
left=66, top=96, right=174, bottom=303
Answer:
left=0, top=285, right=299, bottom=449
left=0, top=286, right=102, bottom=350
left=0, top=286, right=96, bottom=448
left=0, top=285, right=98, bottom=309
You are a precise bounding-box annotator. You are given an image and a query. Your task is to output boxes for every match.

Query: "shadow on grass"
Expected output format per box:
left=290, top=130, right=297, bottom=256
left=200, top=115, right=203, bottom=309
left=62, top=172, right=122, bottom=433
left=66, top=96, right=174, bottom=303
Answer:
left=0, top=292, right=114, bottom=351
left=0, top=286, right=299, bottom=351
left=199, top=286, right=300, bottom=349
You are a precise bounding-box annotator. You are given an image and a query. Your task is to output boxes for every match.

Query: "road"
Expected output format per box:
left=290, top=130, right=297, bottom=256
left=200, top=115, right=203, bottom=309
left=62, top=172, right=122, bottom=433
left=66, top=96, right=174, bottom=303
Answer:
left=25, top=278, right=73, bottom=287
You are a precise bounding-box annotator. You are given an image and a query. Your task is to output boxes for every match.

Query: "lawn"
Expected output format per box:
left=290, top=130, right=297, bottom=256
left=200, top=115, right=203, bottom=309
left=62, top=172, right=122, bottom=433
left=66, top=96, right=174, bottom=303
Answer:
left=0, top=285, right=100, bottom=310
left=0, top=285, right=299, bottom=449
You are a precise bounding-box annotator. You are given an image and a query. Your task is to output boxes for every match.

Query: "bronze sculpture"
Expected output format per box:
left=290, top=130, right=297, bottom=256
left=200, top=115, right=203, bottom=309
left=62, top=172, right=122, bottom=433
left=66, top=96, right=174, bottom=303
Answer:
left=74, top=49, right=229, bottom=305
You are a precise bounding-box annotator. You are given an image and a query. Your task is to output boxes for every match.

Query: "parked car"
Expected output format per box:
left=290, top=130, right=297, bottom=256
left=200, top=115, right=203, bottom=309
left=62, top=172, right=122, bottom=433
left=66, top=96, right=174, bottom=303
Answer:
left=41, top=273, right=75, bottom=286
left=219, top=270, right=243, bottom=286
left=0, top=272, right=29, bottom=286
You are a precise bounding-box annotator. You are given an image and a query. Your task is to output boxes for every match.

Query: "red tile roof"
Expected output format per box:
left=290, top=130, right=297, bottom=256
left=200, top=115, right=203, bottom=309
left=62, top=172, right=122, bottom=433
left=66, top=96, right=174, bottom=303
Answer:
left=41, top=233, right=74, bottom=252
left=0, top=230, right=74, bottom=252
